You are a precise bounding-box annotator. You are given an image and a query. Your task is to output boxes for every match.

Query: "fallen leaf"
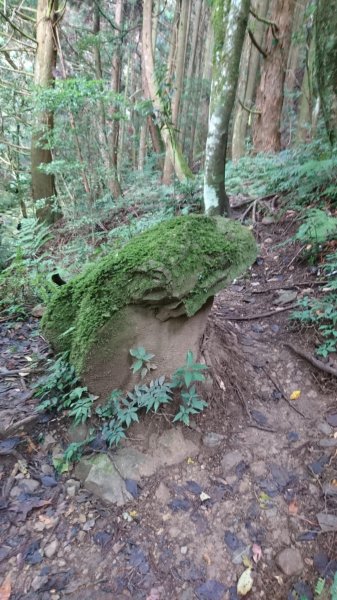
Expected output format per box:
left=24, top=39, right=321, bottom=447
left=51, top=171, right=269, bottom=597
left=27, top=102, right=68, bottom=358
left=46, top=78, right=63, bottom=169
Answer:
left=146, top=589, right=161, bottom=600
left=187, top=457, right=195, bottom=464
left=242, top=555, right=253, bottom=569
left=129, top=510, right=138, bottom=519
left=288, top=499, right=299, bottom=515
left=237, top=568, right=253, bottom=596
left=252, top=543, right=262, bottom=563
left=203, top=553, right=211, bottom=566
left=0, top=574, right=12, bottom=600
left=274, top=575, right=283, bottom=585
left=290, top=390, right=301, bottom=401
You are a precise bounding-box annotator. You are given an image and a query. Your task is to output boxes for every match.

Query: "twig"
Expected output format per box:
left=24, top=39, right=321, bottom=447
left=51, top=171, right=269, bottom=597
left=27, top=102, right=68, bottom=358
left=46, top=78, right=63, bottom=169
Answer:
left=222, top=304, right=297, bottom=321
left=285, top=343, right=337, bottom=379
left=234, top=382, right=276, bottom=432
left=238, top=97, right=261, bottom=115
left=0, top=413, right=39, bottom=439
left=251, top=281, right=328, bottom=294
left=263, top=367, right=306, bottom=418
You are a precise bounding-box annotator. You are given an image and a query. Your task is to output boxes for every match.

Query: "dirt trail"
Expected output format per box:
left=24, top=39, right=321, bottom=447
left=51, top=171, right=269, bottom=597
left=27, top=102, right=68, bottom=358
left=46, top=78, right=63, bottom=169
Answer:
left=0, top=220, right=337, bottom=600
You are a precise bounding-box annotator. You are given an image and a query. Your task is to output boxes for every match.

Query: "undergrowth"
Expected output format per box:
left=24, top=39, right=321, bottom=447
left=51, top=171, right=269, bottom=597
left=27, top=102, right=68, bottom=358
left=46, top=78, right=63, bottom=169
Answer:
left=226, top=141, right=337, bottom=209
left=35, top=348, right=208, bottom=469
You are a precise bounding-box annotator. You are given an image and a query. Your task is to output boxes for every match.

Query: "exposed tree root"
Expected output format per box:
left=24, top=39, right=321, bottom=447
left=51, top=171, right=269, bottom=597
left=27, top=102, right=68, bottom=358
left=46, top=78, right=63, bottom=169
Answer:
left=220, top=304, right=297, bottom=321
left=285, top=342, right=337, bottom=379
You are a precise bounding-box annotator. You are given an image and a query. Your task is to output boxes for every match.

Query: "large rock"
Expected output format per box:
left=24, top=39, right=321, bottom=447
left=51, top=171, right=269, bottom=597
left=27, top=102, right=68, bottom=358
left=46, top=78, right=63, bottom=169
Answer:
left=42, top=216, right=256, bottom=396
left=75, top=427, right=200, bottom=505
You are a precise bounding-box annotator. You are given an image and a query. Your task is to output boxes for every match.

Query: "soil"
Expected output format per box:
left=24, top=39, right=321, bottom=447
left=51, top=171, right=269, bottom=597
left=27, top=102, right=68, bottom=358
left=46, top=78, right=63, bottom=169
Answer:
left=1, top=214, right=337, bottom=600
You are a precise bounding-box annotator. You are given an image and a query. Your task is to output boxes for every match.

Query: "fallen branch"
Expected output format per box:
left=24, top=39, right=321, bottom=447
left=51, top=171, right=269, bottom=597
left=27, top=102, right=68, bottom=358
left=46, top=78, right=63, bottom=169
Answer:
left=0, top=413, right=39, bottom=439
left=251, top=281, right=328, bottom=294
left=285, top=343, right=337, bottom=379
left=222, top=304, right=297, bottom=321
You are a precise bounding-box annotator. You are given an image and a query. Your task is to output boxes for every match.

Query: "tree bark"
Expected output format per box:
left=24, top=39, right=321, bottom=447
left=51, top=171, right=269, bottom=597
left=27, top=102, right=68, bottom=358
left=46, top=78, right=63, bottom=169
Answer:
left=109, top=0, right=124, bottom=197
left=31, top=0, right=60, bottom=224
left=232, top=0, right=269, bottom=160
left=252, top=0, right=296, bottom=153
left=142, top=0, right=193, bottom=182
left=204, top=0, right=250, bottom=216
left=316, top=0, right=337, bottom=146
left=162, top=0, right=190, bottom=183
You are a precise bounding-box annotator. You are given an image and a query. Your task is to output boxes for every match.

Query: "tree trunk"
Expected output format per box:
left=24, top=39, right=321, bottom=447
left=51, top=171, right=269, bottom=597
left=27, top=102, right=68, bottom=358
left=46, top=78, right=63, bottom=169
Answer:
left=232, top=0, right=269, bottom=160
left=142, top=0, right=193, bottom=182
left=316, top=0, right=337, bottom=146
left=162, top=0, right=190, bottom=184
left=252, top=0, right=296, bottom=153
left=180, top=0, right=203, bottom=153
left=31, top=0, right=60, bottom=224
left=109, top=0, right=124, bottom=197
left=204, top=0, right=250, bottom=216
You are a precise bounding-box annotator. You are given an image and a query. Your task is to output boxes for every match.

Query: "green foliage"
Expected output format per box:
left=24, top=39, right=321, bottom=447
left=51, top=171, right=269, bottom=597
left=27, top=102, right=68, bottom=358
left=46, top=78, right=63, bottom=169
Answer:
left=294, top=209, right=337, bottom=246
left=226, top=142, right=337, bottom=209
left=35, top=352, right=95, bottom=419
left=292, top=250, right=337, bottom=357
left=300, top=571, right=337, bottom=599
left=99, top=351, right=208, bottom=445
left=129, top=346, right=156, bottom=378
left=171, top=350, right=208, bottom=389
left=0, top=218, right=55, bottom=314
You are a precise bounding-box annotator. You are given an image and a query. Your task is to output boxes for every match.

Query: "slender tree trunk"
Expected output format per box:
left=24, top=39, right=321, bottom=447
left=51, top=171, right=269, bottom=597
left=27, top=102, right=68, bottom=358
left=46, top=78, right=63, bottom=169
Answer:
left=297, top=28, right=315, bottom=142
left=316, top=0, right=337, bottom=146
left=204, top=0, right=250, bottom=216
left=232, top=0, right=269, bottom=160
left=142, top=0, right=193, bottom=182
left=31, top=0, right=60, bottom=224
left=192, top=11, right=213, bottom=165
left=109, top=0, right=124, bottom=197
left=252, top=0, right=296, bottom=153
left=162, top=0, right=190, bottom=183
left=180, top=0, right=203, bottom=153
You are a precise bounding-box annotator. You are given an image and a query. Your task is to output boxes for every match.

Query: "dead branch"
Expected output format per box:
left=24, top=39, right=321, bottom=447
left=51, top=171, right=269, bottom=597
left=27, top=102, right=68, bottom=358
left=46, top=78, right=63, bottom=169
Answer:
left=263, top=367, right=306, bottom=418
left=222, top=304, right=297, bottom=321
left=238, top=97, right=261, bottom=115
left=0, top=413, right=39, bottom=440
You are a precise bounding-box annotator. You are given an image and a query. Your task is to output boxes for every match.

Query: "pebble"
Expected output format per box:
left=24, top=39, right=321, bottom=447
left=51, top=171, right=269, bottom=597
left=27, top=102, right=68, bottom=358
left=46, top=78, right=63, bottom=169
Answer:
left=83, top=519, right=95, bottom=531
left=319, top=438, right=337, bottom=448
left=31, top=575, right=49, bottom=592
left=202, top=432, right=224, bottom=448
left=317, top=422, right=332, bottom=436
left=276, top=547, right=304, bottom=576
left=58, top=559, right=66, bottom=567
left=19, top=478, right=40, bottom=493
left=44, top=540, right=59, bottom=559
left=221, top=451, right=245, bottom=475
left=180, top=546, right=188, bottom=555
left=155, top=482, right=170, bottom=504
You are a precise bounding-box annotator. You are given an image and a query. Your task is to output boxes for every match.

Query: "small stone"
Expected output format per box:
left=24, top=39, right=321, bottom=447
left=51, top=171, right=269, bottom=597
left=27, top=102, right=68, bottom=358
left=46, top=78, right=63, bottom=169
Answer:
left=180, top=546, right=188, bottom=555
left=68, top=423, right=89, bottom=443
left=67, top=486, right=77, bottom=497
left=276, top=547, right=304, bottom=576
left=44, top=540, right=59, bottom=559
left=31, top=575, right=49, bottom=592
left=250, top=461, right=267, bottom=477
left=19, top=478, right=40, bottom=493
left=78, top=531, right=86, bottom=542
left=326, top=413, right=337, bottom=428
left=41, top=434, right=57, bottom=451
left=78, top=513, right=86, bottom=524
left=83, top=519, right=95, bottom=531
left=264, top=238, right=273, bottom=244
left=221, top=451, right=245, bottom=475
left=202, top=432, right=224, bottom=448
left=319, top=438, right=337, bottom=448
left=58, top=559, right=66, bottom=567
left=273, top=290, right=297, bottom=306
left=155, top=482, right=170, bottom=504
left=318, top=422, right=332, bottom=436
left=262, top=216, right=275, bottom=225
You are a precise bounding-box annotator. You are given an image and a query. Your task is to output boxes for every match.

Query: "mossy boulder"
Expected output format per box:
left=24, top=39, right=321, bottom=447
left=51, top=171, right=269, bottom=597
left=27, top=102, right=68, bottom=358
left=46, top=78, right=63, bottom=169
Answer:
left=42, top=216, right=256, bottom=396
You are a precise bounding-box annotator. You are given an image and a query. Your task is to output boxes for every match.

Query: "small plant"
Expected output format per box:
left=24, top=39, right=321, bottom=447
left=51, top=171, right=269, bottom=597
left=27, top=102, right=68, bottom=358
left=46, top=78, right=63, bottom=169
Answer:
left=35, top=352, right=95, bottom=421
left=299, top=570, right=337, bottom=599
left=173, top=385, right=208, bottom=426
left=292, top=249, right=337, bottom=357
left=129, top=346, right=156, bottom=379
left=171, top=350, right=208, bottom=389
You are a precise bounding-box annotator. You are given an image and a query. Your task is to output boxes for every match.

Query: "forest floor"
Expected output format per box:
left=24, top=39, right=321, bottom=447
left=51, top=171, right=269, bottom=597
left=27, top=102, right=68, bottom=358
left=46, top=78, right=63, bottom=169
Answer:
left=0, top=214, right=337, bottom=600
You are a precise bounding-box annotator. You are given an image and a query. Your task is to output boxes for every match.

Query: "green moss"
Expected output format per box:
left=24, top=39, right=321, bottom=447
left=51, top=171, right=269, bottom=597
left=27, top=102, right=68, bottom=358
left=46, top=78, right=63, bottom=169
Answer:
left=42, top=215, right=256, bottom=372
